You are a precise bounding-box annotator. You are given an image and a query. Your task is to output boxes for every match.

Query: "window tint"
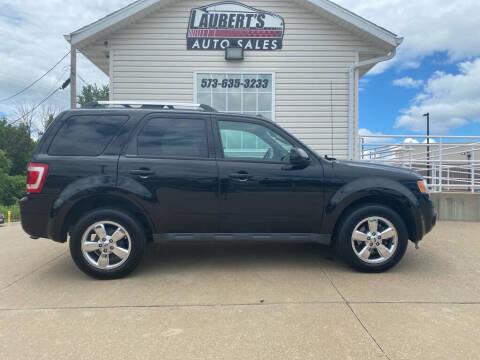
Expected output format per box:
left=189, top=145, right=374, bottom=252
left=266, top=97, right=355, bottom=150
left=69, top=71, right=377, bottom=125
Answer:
left=218, top=121, right=293, bottom=162
left=137, top=118, right=208, bottom=158
left=48, top=115, right=128, bottom=156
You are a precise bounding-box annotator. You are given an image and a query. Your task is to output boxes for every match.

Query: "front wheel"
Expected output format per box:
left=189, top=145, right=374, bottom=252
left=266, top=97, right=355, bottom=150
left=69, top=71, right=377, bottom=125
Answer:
left=336, top=205, right=408, bottom=272
left=69, top=208, right=146, bottom=279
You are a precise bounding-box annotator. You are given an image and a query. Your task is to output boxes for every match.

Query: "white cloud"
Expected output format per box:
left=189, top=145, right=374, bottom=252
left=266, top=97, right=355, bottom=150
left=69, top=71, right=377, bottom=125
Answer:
left=359, top=129, right=395, bottom=144
left=359, top=128, right=381, bottom=137
left=358, top=78, right=370, bottom=92
left=393, top=77, right=424, bottom=89
left=336, top=0, right=480, bottom=74
left=395, top=58, right=480, bottom=133
left=1, top=0, right=480, bottom=132
left=0, top=0, right=132, bottom=119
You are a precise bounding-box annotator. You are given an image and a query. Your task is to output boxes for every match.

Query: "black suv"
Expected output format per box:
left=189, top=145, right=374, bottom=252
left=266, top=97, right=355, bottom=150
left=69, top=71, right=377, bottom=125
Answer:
left=20, top=103, right=436, bottom=279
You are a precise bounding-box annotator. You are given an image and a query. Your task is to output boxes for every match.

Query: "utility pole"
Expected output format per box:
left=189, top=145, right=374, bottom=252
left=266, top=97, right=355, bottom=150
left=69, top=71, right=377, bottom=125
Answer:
left=70, top=45, right=77, bottom=109
left=423, top=113, right=430, bottom=184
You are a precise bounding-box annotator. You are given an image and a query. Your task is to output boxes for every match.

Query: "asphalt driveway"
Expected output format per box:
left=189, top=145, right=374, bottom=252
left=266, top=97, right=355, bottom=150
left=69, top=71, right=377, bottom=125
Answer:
left=1, top=222, right=479, bottom=360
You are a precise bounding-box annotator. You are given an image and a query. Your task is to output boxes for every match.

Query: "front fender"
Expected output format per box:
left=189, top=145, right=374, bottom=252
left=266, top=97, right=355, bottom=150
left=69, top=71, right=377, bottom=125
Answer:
left=322, top=177, right=421, bottom=235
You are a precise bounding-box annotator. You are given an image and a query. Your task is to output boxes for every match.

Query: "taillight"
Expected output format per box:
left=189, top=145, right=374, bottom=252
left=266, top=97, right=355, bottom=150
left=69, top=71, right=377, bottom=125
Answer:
left=26, top=163, right=49, bottom=194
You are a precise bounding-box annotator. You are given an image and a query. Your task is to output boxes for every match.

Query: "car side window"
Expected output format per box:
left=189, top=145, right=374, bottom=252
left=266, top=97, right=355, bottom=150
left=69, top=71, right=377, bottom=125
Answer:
left=137, top=117, right=208, bottom=158
left=218, top=120, right=293, bottom=162
left=48, top=115, right=129, bottom=156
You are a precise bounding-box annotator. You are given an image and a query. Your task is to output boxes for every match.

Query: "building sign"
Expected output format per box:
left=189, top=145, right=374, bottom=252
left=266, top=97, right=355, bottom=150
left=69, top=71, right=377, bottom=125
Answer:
left=187, top=2, right=285, bottom=51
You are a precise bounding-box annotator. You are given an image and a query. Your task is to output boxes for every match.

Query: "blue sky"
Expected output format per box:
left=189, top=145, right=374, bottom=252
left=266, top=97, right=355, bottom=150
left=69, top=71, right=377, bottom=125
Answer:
left=359, top=51, right=480, bottom=136
left=0, top=0, right=480, bottom=137
left=334, top=0, right=480, bottom=138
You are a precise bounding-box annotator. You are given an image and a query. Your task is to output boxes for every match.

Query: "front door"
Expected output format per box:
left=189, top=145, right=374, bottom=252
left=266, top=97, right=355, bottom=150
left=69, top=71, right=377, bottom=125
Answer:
left=214, top=116, right=325, bottom=233
left=118, top=113, right=219, bottom=233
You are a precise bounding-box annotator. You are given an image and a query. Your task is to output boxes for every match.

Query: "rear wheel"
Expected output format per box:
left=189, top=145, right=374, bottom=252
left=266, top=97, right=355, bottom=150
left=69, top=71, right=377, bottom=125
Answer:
left=69, top=208, right=146, bottom=279
left=336, top=205, right=408, bottom=272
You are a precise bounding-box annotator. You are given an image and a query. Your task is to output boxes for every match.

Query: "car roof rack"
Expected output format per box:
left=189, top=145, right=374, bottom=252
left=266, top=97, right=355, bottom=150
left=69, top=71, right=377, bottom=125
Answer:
left=90, top=101, right=217, bottom=112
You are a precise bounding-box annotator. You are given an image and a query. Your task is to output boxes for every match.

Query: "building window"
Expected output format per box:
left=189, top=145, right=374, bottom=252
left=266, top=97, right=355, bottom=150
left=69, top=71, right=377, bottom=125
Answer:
left=196, top=73, right=274, bottom=120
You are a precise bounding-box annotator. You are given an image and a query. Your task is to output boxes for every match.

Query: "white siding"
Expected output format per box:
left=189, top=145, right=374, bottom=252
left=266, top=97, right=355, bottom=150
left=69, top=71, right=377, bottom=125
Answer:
left=105, top=0, right=385, bottom=158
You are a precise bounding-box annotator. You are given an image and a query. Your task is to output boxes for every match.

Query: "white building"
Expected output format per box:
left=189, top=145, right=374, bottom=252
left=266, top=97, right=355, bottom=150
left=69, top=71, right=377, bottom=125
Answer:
left=65, top=0, right=402, bottom=159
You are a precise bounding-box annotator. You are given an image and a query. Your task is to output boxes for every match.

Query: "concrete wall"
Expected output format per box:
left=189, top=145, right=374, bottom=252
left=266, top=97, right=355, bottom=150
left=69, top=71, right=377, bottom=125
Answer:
left=430, top=193, right=480, bottom=222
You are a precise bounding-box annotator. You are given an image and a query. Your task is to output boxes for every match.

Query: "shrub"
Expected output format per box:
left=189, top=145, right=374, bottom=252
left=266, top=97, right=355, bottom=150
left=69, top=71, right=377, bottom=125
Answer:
left=0, top=203, right=20, bottom=222
left=0, top=173, right=26, bottom=206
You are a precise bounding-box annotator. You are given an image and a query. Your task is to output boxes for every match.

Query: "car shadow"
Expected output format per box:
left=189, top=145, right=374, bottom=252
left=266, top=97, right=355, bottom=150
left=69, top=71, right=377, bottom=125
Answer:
left=130, top=240, right=437, bottom=278
left=132, top=241, right=345, bottom=277
left=41, top=240, right=431, bottom=282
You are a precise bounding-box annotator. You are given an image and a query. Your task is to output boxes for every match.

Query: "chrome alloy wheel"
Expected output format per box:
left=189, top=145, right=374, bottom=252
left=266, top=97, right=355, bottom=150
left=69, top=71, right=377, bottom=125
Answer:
left=81, top=221, right=132, bottom=270
left=351, top=217, right=398, bottom=264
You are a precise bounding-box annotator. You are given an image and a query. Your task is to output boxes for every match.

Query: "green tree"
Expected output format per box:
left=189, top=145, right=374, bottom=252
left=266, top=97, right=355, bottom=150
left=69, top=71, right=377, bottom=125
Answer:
left=0, top=174, right=25, bottom=206
left=77, top=84, right=109, bottom=106
left=0, top=119, right=36, bottom=176
left=0, top=149, right=26, bottom=206
left=0, top=149, right=12, bottom=173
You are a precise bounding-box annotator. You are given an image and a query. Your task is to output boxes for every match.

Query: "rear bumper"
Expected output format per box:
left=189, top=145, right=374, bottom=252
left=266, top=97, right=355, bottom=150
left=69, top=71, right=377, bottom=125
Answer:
left=19, top=195, right=51, bottom=239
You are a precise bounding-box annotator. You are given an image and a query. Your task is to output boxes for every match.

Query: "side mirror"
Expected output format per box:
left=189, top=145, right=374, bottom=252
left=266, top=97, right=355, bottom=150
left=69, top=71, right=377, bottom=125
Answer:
left=289, top=147, right=310, bottom=165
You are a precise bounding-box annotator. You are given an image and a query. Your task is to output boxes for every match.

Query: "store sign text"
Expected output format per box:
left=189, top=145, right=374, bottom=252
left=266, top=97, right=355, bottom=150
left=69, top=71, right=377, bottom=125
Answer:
left=200, top=77, right=269, bottom=89
left=187, top=1, right=285, bottom=51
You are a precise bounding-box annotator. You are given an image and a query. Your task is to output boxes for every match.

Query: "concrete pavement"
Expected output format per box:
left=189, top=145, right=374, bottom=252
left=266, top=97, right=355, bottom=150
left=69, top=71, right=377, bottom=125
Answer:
left=0, top=222, right=479, bottom=359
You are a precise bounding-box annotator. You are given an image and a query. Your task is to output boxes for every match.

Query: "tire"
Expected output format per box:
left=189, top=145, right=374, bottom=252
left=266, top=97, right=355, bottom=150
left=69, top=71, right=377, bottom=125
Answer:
left=69, top=208, right=146, bottom=279
left=335, top=204, right=408, bottom=272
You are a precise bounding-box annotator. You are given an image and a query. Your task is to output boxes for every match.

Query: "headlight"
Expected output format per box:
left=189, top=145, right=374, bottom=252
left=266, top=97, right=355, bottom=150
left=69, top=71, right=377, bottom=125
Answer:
left=417, top=179, right=429, bottom=194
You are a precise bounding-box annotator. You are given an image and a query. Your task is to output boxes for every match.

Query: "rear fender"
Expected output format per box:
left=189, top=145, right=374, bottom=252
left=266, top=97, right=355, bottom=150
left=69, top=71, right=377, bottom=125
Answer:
left=48, top=176, right=154, bottom=241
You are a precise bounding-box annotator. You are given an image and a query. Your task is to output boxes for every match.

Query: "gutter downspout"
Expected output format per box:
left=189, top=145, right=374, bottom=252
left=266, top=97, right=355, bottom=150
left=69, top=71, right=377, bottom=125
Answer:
left=348, top=42, right=402, bottom=160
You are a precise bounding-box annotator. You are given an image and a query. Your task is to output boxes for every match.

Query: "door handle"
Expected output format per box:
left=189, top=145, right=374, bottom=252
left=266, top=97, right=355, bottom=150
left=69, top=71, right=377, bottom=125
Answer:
left=228, top=172, right=250, bottom=182
left=130, top=168, right=154, bottom=178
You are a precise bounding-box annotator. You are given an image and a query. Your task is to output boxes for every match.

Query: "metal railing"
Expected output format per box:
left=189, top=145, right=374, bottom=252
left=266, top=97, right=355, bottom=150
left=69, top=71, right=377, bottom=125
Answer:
left=359, top=135, right=480, bottom=193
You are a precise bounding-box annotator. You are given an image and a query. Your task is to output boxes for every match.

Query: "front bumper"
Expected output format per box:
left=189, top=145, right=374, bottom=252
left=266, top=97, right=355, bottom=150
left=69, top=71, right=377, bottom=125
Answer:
left=417, top=194, right=437, bottom=241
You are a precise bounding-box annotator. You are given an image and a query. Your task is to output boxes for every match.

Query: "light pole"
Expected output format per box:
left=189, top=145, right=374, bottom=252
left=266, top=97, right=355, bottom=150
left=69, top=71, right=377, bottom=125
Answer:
left=423, top=113, right=430, bottom=184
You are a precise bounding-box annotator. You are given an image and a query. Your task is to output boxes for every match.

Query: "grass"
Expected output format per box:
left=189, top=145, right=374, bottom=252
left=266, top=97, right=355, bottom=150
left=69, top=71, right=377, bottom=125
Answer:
left=0, top=203, right=20, bottom=222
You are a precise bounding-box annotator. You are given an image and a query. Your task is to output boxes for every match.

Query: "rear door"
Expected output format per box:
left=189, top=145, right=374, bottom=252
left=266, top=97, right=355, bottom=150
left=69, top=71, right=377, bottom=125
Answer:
left=213, top=115, right=325, bottom=233
left=118, top=113, right=219, bottom=233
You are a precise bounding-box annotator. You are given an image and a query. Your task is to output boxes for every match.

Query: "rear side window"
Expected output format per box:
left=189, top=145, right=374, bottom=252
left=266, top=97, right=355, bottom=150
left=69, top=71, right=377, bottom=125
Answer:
left=48, top=115, right=128, bottom=156
left=137, top=118, right=208, bottom=158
